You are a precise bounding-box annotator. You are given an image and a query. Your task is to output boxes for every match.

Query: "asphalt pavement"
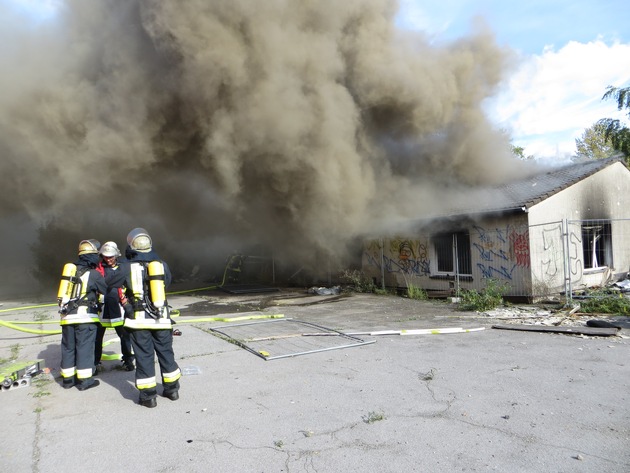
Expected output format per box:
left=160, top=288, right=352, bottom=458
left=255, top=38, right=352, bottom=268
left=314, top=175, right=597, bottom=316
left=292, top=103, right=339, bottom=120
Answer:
left=1, top=288, right=629, bottom=473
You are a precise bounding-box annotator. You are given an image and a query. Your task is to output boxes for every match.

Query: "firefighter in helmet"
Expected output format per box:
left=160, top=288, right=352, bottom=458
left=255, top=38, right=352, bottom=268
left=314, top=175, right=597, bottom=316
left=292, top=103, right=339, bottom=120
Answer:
left=57, top=239, right=107, bottom=391
left=119, top=228, right=181, bottom=408
left=94, top=241, right=135, bottom=371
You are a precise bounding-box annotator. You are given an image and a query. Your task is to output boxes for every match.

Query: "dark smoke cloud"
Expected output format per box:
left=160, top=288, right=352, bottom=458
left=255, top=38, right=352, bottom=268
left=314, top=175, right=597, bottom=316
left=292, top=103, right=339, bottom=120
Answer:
left=0, top=0, right=537, bottom=296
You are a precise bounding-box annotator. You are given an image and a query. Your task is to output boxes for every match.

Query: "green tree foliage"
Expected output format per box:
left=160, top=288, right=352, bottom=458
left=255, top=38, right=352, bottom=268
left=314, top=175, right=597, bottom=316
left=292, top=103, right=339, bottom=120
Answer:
left=511, top=144, right=533, bottom=160
left=597, top=85, right=630, bottom=160
left=574, top=122, right=617, bottom=161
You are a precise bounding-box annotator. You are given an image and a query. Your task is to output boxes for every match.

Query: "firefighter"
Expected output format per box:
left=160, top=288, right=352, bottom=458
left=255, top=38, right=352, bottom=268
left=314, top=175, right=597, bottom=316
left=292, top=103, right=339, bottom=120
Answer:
left=120, top=228, right=180, bottom=408
left=57, top=239, right=107, bottom=391
left=94, top=241, right=135, bottom=371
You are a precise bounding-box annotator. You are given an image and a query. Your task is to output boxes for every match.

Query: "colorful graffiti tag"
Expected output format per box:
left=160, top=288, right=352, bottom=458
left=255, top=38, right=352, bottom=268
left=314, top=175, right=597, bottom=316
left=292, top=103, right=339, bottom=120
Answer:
left=472, top=225, right=529, bottom=280
left=364, top=238, right=431, bottom=276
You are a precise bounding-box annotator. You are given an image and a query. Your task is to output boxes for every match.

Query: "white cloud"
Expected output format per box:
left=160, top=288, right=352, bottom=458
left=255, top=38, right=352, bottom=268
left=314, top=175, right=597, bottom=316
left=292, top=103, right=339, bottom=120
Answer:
left=1, top=0, right=61, bottom=20
left=490, top=40, right=630, bottom=159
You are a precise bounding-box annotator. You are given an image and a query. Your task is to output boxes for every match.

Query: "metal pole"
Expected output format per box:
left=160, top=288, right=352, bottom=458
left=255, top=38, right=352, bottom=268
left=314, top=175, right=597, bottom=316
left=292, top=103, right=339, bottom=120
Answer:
left=380, top=238, right=386, bottom=290
left=453, top=234, right=460, bottom=296
left=562, top=218, right=571, bottom=304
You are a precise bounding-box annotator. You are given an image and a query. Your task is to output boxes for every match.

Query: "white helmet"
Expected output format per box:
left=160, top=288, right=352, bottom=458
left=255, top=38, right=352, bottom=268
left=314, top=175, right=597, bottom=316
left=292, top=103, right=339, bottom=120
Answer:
left=78, top=239, right=100, bottom=255
left=127, top=227, right=152, bottom=252
left=100, top=241, right=121, bottom=257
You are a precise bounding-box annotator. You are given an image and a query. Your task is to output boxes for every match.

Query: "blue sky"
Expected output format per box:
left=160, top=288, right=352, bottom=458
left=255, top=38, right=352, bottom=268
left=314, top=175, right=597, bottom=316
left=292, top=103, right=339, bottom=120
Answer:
left=397, top=0, right=630, bottom=160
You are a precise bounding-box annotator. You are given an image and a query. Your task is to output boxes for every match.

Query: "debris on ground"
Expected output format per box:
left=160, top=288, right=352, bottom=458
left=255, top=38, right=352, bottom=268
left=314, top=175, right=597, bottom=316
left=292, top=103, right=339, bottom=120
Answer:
left=613, top=279, right=630, bottom=292
left=492, top=324, right=620, bottom=337
left=307, top=286, right=341, bottom=295
left=479, top=303, right=628, bottom=337
left=585, top=319, right=622, bottom=329
left=480, top=306, right=553, bottom=319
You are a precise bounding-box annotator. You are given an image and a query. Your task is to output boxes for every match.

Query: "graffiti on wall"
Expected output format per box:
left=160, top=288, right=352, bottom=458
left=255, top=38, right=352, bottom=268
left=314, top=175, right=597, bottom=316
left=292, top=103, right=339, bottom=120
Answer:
left=532, top=222, right=584, bottom=290
left=540, top=224, right=561, bottom=278
left=472, top=225, right=530, bottom=280
left=365, top=225, right=531, bottom=281
left=364, top=238, right=431, bottom=276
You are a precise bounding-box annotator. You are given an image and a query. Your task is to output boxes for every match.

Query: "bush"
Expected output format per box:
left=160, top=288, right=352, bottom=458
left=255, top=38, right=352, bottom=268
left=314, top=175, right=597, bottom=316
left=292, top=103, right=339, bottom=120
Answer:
left=339, top=270, right=377, bottom=293
left=459, top=278, right=507, bottom=311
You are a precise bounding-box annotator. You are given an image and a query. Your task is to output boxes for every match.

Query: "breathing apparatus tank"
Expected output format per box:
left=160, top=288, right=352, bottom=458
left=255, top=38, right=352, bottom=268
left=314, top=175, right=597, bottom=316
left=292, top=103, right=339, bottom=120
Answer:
left=147, top=261, right=166, bottom=309
left=57, top=263, right=77, bottom=304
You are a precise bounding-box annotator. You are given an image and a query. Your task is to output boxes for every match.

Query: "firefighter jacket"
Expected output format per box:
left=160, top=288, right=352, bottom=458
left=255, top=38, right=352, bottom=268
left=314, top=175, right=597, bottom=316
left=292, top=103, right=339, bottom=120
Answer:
left=121, top=248, right=173, bottom=330
left=59, top=255, right=107, bottom=325
left=96, top=259, right=131, bottom=328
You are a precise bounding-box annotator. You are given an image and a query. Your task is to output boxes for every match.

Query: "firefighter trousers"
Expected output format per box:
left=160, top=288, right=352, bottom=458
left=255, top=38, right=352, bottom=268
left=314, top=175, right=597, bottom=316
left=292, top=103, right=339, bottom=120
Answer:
left=61, top=322, right=98, bottom=387
left=128, top=328, right=180, bottom=402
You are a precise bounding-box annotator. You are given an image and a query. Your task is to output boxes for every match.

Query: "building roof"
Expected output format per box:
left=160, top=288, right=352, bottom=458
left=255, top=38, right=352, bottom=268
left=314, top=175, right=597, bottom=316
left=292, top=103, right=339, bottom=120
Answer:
left=434, top=157, right=627, bottom=219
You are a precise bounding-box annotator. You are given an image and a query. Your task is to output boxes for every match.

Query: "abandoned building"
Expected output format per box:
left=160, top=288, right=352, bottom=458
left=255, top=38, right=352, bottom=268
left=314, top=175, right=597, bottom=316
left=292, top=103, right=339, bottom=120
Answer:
left=362, top=157, right=630, bottom=300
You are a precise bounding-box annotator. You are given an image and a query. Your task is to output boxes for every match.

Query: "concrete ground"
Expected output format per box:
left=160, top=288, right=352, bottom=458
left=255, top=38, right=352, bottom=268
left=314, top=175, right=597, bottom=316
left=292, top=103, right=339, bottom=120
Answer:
left=1, top=288, right=629, bottom=473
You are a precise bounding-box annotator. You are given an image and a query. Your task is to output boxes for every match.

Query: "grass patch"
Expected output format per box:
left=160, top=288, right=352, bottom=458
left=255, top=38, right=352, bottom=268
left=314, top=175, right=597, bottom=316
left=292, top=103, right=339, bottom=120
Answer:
left=578, top=294, right=630, bottom=315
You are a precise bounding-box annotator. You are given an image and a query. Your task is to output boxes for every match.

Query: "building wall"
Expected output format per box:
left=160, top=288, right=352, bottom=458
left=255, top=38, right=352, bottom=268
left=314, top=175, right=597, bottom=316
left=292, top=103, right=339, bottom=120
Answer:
left=528, top=162, right=630, bottom=224
left=528, top=162, right=630, bottom=289
left=362, top=213, right=533, bottom=296
left=363, top=162, right=630, bottom=297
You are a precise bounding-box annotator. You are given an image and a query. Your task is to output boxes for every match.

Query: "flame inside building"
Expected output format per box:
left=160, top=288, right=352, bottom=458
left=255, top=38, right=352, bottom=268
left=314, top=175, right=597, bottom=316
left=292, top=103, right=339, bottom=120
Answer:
left=0, top=0, right=536, bottom=296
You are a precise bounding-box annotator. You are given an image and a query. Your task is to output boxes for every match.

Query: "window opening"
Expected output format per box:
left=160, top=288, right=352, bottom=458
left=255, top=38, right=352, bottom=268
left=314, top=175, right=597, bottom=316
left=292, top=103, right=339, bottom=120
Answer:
left=582, top=222, right=612, bottom=269
left=433, top=232, right=471, bottom=275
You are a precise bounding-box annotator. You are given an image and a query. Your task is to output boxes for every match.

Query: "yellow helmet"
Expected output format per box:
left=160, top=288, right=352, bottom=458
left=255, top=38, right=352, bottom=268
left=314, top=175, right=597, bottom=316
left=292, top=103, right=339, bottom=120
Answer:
left=78, top=239, right=100, bottom=255
left=127, top=228, right=152, bottom=252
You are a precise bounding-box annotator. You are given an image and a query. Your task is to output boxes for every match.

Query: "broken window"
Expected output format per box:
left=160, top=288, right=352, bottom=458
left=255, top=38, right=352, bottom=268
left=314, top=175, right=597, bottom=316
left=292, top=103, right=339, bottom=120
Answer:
left=433, top=232, right=472, bottom=275
left=582, top=221, right=612, bottom=270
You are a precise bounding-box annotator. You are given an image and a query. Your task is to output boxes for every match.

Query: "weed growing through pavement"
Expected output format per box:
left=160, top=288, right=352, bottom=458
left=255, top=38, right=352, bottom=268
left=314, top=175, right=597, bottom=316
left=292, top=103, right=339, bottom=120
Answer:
left=10, top=343, right=21, bottom=360
left=0, top=343, right=22, bottom=364
left=419, top=368, right=437, bottom=381
left=362, top=411, right=386, bottom=424
left=32, top=374, right=52, bottom=399
left=33, top=311, right=53, bottom=322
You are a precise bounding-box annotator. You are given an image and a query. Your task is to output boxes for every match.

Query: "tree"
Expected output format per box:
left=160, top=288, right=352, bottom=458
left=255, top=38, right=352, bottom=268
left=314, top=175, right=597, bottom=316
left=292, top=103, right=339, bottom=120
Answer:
left=597, top=85, right=630, bottom=160
left=511, top=144, right=534, bottom=160
left=574, top=122, right=617, bottom=161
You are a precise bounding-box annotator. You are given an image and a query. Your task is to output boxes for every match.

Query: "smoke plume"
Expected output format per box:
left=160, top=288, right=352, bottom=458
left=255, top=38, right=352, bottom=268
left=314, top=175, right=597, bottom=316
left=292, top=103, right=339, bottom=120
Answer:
left=0, top=0, right=534, bottom=295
